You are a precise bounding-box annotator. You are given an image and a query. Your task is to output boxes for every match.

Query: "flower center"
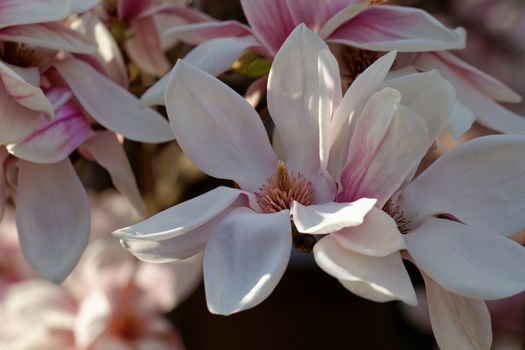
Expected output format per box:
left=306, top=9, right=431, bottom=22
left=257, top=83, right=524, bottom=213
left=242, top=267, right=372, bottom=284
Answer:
left=255, top=161, right=314, bottom=213
left=382, top=199, right=411, bottom=234
left=0, top=42, right=41, bottom=68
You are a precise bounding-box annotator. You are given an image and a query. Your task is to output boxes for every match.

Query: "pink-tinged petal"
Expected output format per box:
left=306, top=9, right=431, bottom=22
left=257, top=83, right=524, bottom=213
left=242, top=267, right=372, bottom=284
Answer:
left=140, top=36, right=258, bottom=106
left=286, top=0, right=351, bottom=33
left=136, top=253, right=203, bottom=312
left=113, top=187, right=245, bottom=262
left=382, top=70, right=456, bottom=146
left=54, top=58, right=174, bottom=143
left=339, top=88, right=429, bottom=207
left=319, top=1, right=383, bottom=38
left=328, top=51, right=396, bottom=182
left=0, top=23, right=96, bottom=54
left=314, top=235, right=417, bottom=305
left=412, top=52, right=525, bottom=135
left=268, top=25, right=341, bottom=190
left=399, top=135, right=525, bottom=237
left=70, top=13, right=127, bottom=88
left=245, top=75, right=268, bottom=108
left=423, top=274, right=492, bottom=350
left=328, top=5, right=466, bottom=51
left=16, top=158, right=90, bottom=283
left=240, top=0, right=296, bottom=55
left=149, top=4, right=214, bottom=23
left=332, top=207, right=406, bottom=257
left=8, top=100, right=93, bottom=164
left=74, top=291, right=111, bottom=348
left=165, top=60, right=278, bottom=192
left=163, top=21, right=254, bottom=46
left=406, top=217, right=525, bottom=300
left=204, top=207, right=291, bottom=315
left=125, top=17, right=170, bottom=77
left=0, top=0, right=71, bottom=30
left=117, top=0, right=155, bottom=20
left=292, top=198, right=376, bottom=234
left=435, top=52, right=521, bottom=103
left=0, top=147, right=7, bottom=220
left=0, top=61, right=53, bottom=116
left=81, top=132, right=146, bottom=216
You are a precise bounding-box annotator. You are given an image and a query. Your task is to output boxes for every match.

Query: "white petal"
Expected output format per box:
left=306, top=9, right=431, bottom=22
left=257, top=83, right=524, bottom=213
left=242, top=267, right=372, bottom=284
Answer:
left=268, top=24, right=341, bottom=184
left=204, top=207, right=291, bottom=315
left=447, top=99, right=476, bottom=139
left=54, top=58, right=174, bottom=143
left=332, top=207, right=406, bottom=257
left=399, top=135, right=525, bottom=236
left=74, top=291, right=111, bottom=348
left=339, top=88, right=429, bottom=207
left=113, top=186, right=244, bottom=262
left=292, top=198, right=376, bottom=234
left=16, top=159, right=90, bottom=283
left=406, top=217, right=525, bottom=300
left=81, top=131, right=147, bottom=216
left=165, top=59, right=278, bottom=192
left=314, top=235, right=417, bottom=305
left=0, top=0, right=71, bottom=29
left=424, top=274, right=492, bottom=350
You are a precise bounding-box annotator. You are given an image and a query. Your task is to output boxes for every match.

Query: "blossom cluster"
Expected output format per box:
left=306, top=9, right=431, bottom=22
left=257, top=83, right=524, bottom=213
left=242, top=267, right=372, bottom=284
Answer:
left=1, top=0, right=525, bottom=349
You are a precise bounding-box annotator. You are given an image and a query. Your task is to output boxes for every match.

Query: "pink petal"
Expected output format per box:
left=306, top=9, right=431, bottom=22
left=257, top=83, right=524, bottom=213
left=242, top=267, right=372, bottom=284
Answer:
left=339, top=88, right=429, bottom=207
left=245, top=75, right=268, bottom=108
left=314, top=235, right=417, bottom=305
left=140, top=36, right=258, bottom=106
left=125, top=17, right=170, bottom=77
left=328, top=51, right=397, bottom=182
left=16, top=158, right=90, bottom=283
left=319, top=1, right=379, bottom=38
left=54, top=58, right=174, bottom=143
left=292, top=198, right=376, bottom=234
left=74, top=290, right=111, bottom=348
left=0, top=22, right=96, bottom=54
left=240, top=0, right=296, bottom=55
left=0, top=61, right=53, bottom=116
left=81, top=131, right=147, bottom=216
left=163, top=20, right=254, bottom=46
left=434, top=52, right=521, bottom=103
left=328, top=5, right=466, bottom=51
left=165, top=59, right=278, bottom=192
left=135, top=253, right=203, bottom=312
left=412, top=53, right=525, bottom=135
left=332, top=207, right=406, bottom=257
left=117, top=0, right=155, bottom=20
left=70, top=13, right=128, bottom=88
left=286, top=0, right=350, bottom=33
left=268, top=25, right=340, bottom=196
left=204, top=207, right=291, bottom=315
left=0, top=0, right=72, bottom=30
left=399, top=135, right=525, bottom=237
left=423, top=274, right=492, bottom=350
left=0, top=147, right=8, bottom=220
left=149, top=4, right=214, bottom=23
left=406, top=217, right=525, bottom=300
left=8, top=98, right=93, bottom=164
left=113, top=186, right=245, bottom=262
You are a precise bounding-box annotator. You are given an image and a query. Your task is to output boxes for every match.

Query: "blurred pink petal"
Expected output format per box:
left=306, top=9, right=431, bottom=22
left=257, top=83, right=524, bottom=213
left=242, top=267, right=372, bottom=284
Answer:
left=81, top=131, right=147, bottom=217
left=117, top=0, right=155, bottom=21
left=16, top=159, right=90, bottom=283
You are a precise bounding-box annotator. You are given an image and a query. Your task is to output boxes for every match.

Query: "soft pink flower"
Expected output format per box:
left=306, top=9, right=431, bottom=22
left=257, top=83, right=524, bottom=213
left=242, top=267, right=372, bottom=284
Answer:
left=141, top=0, right=465, bottom=106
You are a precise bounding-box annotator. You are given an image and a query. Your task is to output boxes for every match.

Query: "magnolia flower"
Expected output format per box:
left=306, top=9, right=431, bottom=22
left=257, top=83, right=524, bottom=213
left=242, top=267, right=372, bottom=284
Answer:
left=0, top=236, right=197, bottom=350
left=97, top=0, right=210, bottom=76
left=141, top=0, right=465, bottom=105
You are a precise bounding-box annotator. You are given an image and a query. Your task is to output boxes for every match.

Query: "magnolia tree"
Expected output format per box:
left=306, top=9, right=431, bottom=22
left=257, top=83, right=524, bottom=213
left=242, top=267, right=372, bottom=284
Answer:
left=0, top=0, right=525, bottom=349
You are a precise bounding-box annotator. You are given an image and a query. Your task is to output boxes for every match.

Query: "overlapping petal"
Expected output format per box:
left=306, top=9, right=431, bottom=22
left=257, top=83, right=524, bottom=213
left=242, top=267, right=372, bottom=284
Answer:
left=399, top=135, right=525, bottom=236
left=406, top=217, right=525, bottom=300
left=165, top=59, right=278, bottom=192
left=16, top=158, right=90, bottom=283
left=0, top=0, right=72, bottom=29
left=204, top=207, right=291, bottom=315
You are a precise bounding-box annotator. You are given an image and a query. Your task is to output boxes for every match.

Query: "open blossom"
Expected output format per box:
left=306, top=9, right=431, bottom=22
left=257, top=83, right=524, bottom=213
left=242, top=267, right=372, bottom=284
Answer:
left=0, top=236, right=198, bottom=350
left=141, top=0, right=465, bottom=106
